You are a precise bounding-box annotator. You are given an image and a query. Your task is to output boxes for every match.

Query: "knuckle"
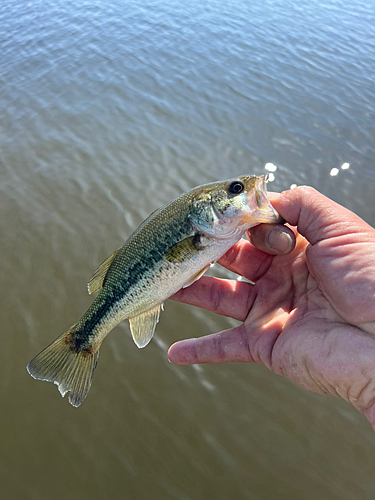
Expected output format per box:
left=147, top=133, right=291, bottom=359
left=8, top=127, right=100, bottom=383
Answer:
left=294, top=185, right=318, bottom=197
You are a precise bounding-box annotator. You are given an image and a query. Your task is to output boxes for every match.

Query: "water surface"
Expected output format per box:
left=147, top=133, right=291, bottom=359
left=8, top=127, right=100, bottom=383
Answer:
left=1, top=0, right=375, bottom=498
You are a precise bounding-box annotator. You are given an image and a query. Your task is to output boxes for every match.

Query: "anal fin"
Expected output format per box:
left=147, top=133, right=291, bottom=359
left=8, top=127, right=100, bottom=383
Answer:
left=88, top=249, right=119, bottom=295
left=129, top=304, right=163, bottom=348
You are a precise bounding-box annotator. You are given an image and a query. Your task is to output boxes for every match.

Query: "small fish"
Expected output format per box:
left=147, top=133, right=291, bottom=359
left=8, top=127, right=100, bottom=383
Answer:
left=27, top=175, right=281, bottom=407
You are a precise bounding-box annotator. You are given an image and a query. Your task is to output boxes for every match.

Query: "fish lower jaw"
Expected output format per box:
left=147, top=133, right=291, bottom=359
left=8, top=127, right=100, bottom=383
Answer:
left=241, top=205, right=282, bottom=225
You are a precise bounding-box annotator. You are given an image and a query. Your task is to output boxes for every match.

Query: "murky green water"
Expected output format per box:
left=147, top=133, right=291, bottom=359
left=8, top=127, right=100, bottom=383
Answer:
left=1, top=0, right=375, bottom=498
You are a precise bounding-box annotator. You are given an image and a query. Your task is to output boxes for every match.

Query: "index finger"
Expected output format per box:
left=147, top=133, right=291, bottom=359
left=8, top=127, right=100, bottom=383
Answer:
left=217, top=238, right=274, bottom=282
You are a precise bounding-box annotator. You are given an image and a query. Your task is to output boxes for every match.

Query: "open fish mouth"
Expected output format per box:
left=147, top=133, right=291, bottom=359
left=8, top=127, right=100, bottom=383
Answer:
left=245, top=174, right=283, bottom=224
left=255, top=175, right=272, bottom=209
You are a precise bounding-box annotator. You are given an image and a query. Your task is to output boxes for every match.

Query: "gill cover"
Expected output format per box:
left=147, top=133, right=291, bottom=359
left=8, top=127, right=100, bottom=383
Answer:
left=187, top=177, right=253, bottom=239
left=188, top=192, right=221, bottom=236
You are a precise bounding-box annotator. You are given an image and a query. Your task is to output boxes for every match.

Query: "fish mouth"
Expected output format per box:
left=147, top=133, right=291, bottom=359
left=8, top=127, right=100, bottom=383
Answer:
left=246, top=175, right=283, bottom=224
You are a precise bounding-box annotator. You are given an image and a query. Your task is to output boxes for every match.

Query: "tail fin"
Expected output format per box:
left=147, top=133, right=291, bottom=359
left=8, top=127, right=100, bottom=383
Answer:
left=26, top=330, right=99, bottom=408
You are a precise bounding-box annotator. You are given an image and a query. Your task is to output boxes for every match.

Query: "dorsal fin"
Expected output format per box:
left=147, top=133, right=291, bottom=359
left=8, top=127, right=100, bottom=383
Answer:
left=87, top=249, right=120, bottom=295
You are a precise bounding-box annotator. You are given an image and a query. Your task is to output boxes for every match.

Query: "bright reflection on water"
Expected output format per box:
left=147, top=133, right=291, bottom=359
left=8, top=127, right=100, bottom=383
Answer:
left=1, top=0, right=375, bottom=499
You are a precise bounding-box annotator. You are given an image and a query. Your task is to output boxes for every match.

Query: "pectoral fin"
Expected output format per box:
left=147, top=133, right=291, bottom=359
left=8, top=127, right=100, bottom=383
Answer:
left=182, top=264, right=210, bottom=288
left=87, top=249, right=120, bottom=295
left=165, top=234, right=204, bottom=263
left=129, top=304, right=163, bottom=348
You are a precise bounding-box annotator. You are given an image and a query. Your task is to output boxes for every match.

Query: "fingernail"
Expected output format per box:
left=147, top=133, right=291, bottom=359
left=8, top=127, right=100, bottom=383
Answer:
left=268, top=228, right=293, bottom=253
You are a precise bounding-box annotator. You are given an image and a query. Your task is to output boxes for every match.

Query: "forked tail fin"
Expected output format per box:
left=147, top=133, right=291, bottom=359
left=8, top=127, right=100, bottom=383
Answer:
left=26, top=330, right=99, bottom=407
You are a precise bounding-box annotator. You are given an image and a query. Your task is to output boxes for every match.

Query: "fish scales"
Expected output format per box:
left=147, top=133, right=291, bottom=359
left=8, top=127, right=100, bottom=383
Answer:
left=73, top=203, right=195, bottom=349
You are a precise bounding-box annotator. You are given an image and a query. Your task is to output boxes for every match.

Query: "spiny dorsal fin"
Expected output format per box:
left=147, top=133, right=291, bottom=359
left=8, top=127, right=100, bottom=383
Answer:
left=129, top=304, right=163, bottom=348
left=87, top=249, right=120, bottom=295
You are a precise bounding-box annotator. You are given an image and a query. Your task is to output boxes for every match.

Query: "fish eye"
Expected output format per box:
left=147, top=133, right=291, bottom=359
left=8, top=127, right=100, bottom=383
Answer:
left=228, top=180, right=245, bottom=195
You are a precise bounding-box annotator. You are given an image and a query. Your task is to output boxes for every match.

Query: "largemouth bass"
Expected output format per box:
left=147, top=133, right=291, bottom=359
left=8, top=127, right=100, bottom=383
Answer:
left=27, top=175, right=281, bottom=407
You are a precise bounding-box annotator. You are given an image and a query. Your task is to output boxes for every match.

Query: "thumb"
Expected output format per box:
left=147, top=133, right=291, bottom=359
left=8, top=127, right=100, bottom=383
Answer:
left=270, top=186, right=373, bottom=245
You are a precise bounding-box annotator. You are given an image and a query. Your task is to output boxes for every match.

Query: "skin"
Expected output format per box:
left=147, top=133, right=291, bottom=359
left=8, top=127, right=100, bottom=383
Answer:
left=168, top=186, right=375, bottom=430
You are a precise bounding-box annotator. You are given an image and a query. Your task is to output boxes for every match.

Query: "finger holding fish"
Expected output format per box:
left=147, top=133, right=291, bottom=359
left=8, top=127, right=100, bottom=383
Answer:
left=170, top=223, right=296, bottom=320
left=171, top=276, right=256, bottom=322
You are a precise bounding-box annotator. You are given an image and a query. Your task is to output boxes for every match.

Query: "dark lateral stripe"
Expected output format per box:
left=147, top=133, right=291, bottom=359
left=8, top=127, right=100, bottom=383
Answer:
left=104, top=218, right=192, bottom=293
left=75, top=219, right=192, bottom=346
left=73, top=294, right=114, bottom=349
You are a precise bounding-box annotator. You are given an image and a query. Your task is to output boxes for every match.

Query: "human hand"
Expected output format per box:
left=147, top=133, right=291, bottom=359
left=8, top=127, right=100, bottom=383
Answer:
left=169, top=186, right=375, bottom=430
